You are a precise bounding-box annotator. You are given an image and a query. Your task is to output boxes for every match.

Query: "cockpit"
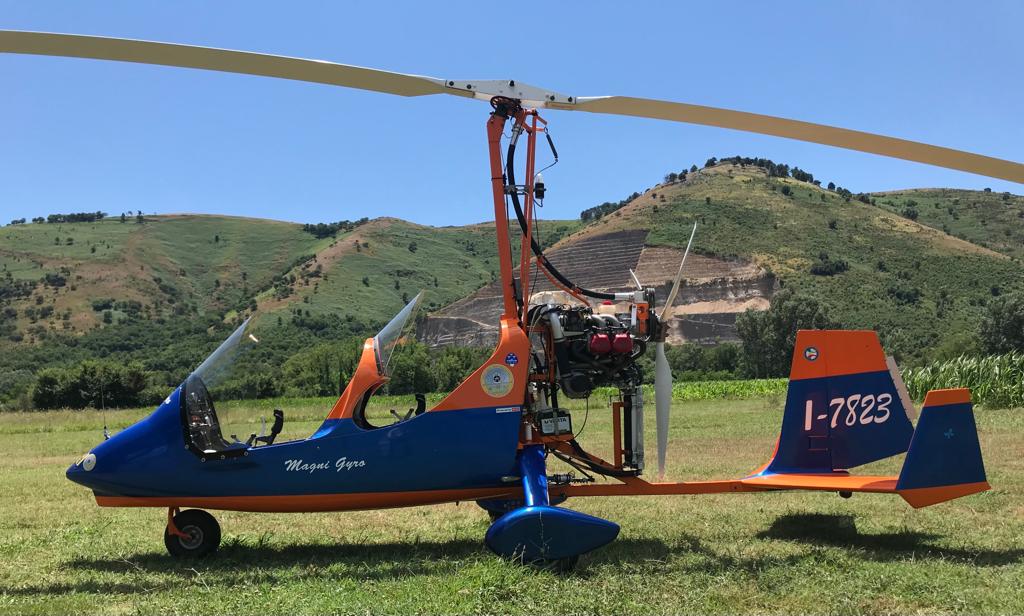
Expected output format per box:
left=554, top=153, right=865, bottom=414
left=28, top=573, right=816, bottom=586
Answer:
left=179, top=293, right=425, bottom=459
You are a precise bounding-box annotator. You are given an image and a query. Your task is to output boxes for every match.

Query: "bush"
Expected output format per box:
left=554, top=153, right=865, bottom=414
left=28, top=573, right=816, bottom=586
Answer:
left=979, top=291, right=1024, bottom=354
left=735, top=289, right=836, bottom=378
left=809, top=253, right=849, bottom=276
left=31, top=360, right=149, bottom=409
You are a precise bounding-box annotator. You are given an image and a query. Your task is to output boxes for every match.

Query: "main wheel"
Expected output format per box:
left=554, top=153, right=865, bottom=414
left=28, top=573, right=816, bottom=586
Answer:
left=164, top=509, right=221, bottom=559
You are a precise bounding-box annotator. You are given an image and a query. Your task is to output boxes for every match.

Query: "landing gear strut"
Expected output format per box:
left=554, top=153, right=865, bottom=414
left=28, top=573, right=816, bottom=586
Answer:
left=164, top=508, right=221, bottom=558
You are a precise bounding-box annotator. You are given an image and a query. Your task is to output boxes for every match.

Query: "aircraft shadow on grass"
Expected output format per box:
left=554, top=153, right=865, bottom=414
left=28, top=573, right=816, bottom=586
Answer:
left=14, top=516, right=1019, bottom=597
left=758, top=513, right=1023, bottom=567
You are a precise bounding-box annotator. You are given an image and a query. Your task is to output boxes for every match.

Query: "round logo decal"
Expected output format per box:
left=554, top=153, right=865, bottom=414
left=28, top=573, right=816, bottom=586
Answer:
left=81, top=452, right=97, bottom=472
left=804, top=346, right=819, bottom=362
left=481, top=364, right=514, bottom=397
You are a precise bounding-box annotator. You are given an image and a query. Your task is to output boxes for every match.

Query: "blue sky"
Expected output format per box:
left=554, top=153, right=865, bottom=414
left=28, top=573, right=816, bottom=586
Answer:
left=1, top=1, right=1021, bottom=226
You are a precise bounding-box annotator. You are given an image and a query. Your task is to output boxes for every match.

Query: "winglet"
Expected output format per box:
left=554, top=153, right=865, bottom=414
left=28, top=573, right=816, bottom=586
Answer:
left=896, top=388, right=989, bottom=507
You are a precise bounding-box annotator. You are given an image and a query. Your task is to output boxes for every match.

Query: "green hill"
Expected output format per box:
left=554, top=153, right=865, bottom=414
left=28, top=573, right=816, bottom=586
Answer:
left=0, top=212, right=580, bottom=407
left=1, top=162, right=1021, bottom=408
left=871, top=188, right=1024, bottom=260
left=580, top=162, right=1023, bottom=361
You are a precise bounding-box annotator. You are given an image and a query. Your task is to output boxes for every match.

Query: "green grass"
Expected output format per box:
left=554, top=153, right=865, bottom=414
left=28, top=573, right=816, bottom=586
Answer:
left=2, top=393, right=1021, bottom=614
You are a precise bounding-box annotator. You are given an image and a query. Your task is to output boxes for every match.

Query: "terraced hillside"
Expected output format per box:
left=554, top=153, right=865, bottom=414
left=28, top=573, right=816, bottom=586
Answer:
left=578, top=163, right=1023, bottom=361
left=419, top=229, right=777, bottom=346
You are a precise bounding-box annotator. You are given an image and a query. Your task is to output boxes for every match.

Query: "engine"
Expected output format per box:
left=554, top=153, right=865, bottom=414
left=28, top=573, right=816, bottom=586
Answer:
left=530, top=303, right=648, bottom=399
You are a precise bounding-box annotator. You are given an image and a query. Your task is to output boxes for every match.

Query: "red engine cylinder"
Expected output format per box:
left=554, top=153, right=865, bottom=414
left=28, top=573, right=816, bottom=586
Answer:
left=588, top=333, right=612, bottom=355
left=611, top=333, right=634, bottom=354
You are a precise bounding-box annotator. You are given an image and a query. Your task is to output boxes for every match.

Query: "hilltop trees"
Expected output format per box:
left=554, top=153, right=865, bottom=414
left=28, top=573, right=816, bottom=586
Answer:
left=579, top=192, right=641, bottom=222
left=44, top=211, right=106, bottom=224
left=301, top=217, right=369, bottom=239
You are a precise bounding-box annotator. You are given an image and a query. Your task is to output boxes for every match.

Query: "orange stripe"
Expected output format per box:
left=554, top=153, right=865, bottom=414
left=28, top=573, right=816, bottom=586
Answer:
left=898, top=481, right=989, bottom=508
left=96, top=487, right=519, bottom=513
left=741, top=473, right=898, bottom=493
left=922, top=388, right=972, bottom=407
left=559, top=479, right=762, bottom=497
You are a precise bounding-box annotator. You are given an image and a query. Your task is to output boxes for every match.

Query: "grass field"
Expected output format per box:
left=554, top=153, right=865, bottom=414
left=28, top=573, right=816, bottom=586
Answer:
left=1, top=392, right=1021, bottom=615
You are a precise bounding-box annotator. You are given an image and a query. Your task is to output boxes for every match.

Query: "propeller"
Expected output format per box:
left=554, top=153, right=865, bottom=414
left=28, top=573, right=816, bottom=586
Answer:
left=2, top=30, right=1022, bottom=183
left=654, top=222, right=698, bottom=480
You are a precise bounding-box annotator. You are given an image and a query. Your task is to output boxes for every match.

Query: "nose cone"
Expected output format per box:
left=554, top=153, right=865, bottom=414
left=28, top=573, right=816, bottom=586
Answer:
left=65, top=388, right=184, bottom=497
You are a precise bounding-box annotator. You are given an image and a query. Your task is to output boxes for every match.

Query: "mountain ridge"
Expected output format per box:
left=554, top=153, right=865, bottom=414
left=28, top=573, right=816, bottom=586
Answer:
left=2, top=161, right=1021, bottom=391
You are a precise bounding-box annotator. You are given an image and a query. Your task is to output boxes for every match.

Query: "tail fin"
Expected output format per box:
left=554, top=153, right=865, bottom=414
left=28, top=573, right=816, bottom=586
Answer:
left=896, top=389, right=989, bottom=507
left=754, top=330, right=915, bottom=476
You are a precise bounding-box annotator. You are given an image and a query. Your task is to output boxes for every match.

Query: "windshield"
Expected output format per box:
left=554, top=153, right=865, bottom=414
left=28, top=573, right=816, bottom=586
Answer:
left=181, top=318, right=261, bottom=457
left=374, top=292, right=423, bottom=376
left=193, top=317, right=259, bottom=390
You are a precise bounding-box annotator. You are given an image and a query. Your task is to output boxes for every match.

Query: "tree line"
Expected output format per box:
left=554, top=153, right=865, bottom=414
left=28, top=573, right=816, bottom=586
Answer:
left=301, top=218, right=370, bottom=239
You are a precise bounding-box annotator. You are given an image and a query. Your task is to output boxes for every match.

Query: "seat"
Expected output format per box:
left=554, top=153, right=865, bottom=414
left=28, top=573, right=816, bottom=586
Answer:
left=389, top=393, right=428, bottom=424
left=255, top=409, right=284, bottom=446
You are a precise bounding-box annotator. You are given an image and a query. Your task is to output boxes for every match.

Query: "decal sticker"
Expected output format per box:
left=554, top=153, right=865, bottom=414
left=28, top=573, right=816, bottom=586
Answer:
left=284, top=457, right=366, bottom=474
left=803, top=346, right=819, bottom=362
left=504, top=352, right=519, bottom=366
left=81, top=453, right=96, bottom=472
left=803, top=392, right=894, bottom=431
left=481, top=364, right=514, bottom=397
left=495, top=406, right=521, bottom=414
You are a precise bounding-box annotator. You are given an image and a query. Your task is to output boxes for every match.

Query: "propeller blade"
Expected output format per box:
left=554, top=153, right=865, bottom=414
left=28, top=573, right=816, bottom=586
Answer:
left=568, top=96, right=1024, bottom=184
left=655, top=341, right=671, bottom=480
left=628, top=268, right=642, bottom=290
left=0, top=30, right=455, bottom=98
left=659, top=222, right=698, bottom=321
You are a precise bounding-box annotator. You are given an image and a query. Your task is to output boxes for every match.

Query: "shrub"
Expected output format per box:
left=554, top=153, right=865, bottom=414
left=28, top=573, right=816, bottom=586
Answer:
left=735, top=288, right=836, bottom=378
left=979, top=291, right=1024, bottom=354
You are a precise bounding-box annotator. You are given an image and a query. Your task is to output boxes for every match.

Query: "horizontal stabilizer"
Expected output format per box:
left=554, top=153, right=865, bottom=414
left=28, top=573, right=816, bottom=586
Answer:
left=896, top=389, right=989, bottom=507
left=741, top=473, right=896, bottom=493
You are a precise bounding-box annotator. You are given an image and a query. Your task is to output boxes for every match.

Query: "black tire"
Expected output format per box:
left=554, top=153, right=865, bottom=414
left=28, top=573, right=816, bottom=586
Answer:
left=164, top=509, right=221, bottom=559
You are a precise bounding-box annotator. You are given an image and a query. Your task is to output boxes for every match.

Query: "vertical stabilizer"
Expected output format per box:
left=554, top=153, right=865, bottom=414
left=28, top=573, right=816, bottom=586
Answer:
left=897, top=389, right=989, bottom=507
left=753, top=330, right=915, bottom=476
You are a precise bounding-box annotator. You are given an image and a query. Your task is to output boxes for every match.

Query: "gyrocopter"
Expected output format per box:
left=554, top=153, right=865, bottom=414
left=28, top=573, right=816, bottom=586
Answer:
left=4, top=31, right=1018, bottom=570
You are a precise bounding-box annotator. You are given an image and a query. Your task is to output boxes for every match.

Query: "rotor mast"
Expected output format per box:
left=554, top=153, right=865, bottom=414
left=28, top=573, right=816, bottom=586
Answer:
left=487, top=98, right=523, bottom=322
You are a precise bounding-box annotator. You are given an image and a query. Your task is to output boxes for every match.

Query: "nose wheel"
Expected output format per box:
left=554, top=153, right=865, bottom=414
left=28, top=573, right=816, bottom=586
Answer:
left=164, top=508, right=221, bottom=558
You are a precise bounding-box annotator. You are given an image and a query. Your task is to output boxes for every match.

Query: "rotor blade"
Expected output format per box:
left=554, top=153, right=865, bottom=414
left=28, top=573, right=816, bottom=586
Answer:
left=568, top=96, right=1024, bottom=184
left=655, top=341, right=671, bottom=480
left=0, top=31, right=457, bottom=98
left=659, top=222, right=698, bottom=321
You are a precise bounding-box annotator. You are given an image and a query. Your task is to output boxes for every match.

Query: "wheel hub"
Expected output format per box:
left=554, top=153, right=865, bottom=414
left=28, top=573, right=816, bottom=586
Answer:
left=178, top=524, right=204, bottom=550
